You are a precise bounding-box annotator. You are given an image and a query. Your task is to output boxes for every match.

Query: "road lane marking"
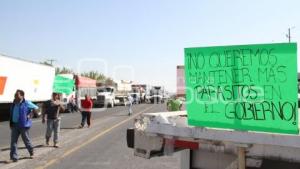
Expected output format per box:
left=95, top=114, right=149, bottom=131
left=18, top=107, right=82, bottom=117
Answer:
left=35, top=105, right=155, bottom=169
left=0, top=105, right=145, bottom=150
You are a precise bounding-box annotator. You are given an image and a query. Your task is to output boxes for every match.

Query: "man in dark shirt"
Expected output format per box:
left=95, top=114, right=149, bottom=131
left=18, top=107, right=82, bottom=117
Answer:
left=42, top=93, right=64, bottom=148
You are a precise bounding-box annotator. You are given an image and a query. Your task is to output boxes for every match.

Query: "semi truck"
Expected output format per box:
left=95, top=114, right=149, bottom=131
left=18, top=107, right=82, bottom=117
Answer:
left=95, top=86, right=117, bottom=107
left=0, top=54, right=55, bottom=120
left=131, top=84, right=152, bottom=103
left=149, top=86, right=165, bottom=104
left=95, top=80, right=132, bottom=107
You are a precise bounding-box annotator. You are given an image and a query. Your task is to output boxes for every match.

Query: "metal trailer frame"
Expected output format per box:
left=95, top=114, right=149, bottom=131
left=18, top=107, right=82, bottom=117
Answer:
left=131, top=111, right=300, bottom=169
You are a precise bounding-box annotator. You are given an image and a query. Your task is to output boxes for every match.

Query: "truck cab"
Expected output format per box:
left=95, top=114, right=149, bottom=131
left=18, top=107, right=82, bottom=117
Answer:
left=149, top=86, right=164, bottom=104
left=95, top=86, right=116, bottom=108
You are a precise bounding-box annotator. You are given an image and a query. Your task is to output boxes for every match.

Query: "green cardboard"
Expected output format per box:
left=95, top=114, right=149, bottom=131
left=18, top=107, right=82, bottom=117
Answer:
left=185, top=43, right=298, bottom=134
left=53, top=75, right=75, bottom=95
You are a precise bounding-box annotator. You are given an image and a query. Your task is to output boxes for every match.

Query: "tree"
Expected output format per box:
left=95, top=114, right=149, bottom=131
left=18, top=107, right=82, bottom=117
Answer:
left=55, top=67, right=73, bottom=75
left=40, top=61, right=53, bottom=66
left=105, top=78, right=114, bottom=86
left=81, top=71, right=106, bottom=82
left=81, top=71, right=115, bottom=85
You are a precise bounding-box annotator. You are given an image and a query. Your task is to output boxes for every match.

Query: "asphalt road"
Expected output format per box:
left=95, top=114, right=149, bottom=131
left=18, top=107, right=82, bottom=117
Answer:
left=0, top=103, right=180, bottom=169
left=0, top=105, right=130, bottom=148
left=47, top=103, right=180, bottom=169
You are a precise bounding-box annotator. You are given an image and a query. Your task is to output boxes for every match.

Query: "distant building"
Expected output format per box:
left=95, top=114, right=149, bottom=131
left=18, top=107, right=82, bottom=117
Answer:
left=177, top=65, right=185, bottom=97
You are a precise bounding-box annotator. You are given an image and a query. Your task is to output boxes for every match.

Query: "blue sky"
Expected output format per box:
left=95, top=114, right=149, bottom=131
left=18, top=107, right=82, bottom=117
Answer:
left=0, top=0, right=299, bottom=92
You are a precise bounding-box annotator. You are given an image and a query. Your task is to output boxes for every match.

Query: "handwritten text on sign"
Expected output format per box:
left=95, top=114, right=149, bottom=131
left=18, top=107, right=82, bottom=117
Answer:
left=185, top=43, right=298, bottom=134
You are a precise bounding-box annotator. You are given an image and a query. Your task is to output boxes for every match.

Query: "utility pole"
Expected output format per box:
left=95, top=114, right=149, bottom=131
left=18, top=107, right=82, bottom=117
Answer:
left=288, top=28, right=291, bottom=43
left=286, top=27, right=295, bottom=43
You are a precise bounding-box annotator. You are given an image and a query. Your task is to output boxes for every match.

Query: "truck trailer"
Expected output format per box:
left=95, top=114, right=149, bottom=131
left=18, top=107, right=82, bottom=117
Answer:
left=0, top=54, right=55, bottom=120
left=128, top=111, right=300, bottom=169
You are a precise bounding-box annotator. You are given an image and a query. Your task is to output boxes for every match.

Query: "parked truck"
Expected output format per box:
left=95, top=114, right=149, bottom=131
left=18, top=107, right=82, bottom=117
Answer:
left=149, top=86, right=165, bottom=104
left=57, top=74, right=97, bottom=109
left=131, top=84, right=152, bottom=103
left=95, top=86, right=117, bottom=108
left=95, top=80, right=132, bottom=107
left=0, top=54, right=55, bottom=120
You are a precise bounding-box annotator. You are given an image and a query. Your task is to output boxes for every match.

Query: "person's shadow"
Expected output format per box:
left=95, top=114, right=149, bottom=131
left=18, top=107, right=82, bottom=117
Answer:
left=0, top=144, right=44, bottom=164
left=60, top=126, right=79, bottom=130
left=1, top=144, right=44, bottom=152
left=0, top=156, right=34, bottom=164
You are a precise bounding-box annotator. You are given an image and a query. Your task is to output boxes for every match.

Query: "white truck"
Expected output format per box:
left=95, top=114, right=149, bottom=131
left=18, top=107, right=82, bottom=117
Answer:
left=95, top=80, right=132, bottom=108
left=131, top=84, right=151, bottom=103
left=149, top=86, right=165, bottom=104
left=0, top=54, right=55, bottom=120
left=95, top=86, right=117, bottom=108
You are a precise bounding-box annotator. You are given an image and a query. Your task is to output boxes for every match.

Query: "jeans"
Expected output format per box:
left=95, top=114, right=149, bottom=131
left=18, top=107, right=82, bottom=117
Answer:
left=10, top=125, right=34, bottom=160
left=81, top=111, right=91, bottom=127
left=46, top=119, right=61, bottom=144
left=128, top=103, right=133, bottom=115
left=67, top=103, right=77, bottom=113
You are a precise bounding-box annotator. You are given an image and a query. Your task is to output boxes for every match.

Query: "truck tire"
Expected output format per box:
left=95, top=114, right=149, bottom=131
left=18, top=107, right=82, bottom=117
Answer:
left=111, top=101, right=114, bottom=108
left=34, top=103, right=43, bottom=118
left=109, top=101, right=114, bottom=108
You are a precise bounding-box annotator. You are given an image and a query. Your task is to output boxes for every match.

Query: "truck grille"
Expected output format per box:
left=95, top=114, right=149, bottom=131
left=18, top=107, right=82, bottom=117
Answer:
left=97, top=95, right=105, bottom=101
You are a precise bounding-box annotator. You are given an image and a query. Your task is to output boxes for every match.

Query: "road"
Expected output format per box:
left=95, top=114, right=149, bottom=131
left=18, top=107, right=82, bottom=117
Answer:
left=0, top=104, right=180, bottom=169
left=0, top=105, right=131, bottom=148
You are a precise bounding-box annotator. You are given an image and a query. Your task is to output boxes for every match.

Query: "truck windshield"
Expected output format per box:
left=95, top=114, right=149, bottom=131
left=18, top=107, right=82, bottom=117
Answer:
left=97, top=88, right=113, bottom=93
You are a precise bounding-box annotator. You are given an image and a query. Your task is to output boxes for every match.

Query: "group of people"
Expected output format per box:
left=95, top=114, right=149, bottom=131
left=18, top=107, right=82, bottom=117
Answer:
left=8, top=90, right=94, bottom=163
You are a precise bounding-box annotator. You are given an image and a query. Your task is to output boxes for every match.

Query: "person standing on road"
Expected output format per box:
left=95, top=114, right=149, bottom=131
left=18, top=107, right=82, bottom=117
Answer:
left=79, top=95, right=93, bottom=128
left=42, top=93, right=64, bottom=148
left=167, top=96, right=183, bottom=112
left=68, top=95, right=77, bottom=113
left=9, top=89, right=38, bottom=162
left=127, top=94, right=133, bottom=116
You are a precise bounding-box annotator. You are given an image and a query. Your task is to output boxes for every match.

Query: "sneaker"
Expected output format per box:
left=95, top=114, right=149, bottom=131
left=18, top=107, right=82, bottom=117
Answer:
left=53, top=143, right=60, bottom=148
left=87, top=125, right=91, bottom=128
left=46, top=141, right=49, bottom=146
left=78, top=125, right=83, bottom=129
left=30, top=154, right=35, bottom=159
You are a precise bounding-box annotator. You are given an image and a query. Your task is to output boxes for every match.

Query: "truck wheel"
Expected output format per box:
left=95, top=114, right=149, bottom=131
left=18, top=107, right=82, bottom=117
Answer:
left=109, top=101, right=114, bottom=108
left=111, top=102, right=114, bottom=108
left=34, top=103, right=43, bottom=118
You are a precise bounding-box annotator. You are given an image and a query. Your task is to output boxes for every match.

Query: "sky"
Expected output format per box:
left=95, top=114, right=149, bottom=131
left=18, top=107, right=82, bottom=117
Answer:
left=0, top=0, right=299, bottom=92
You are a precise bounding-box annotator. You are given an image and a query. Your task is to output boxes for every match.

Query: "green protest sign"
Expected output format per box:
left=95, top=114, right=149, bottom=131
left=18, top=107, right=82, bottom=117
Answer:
left=53, top=75, right=75, bottom=95
left=185, top=43, right=298, bottom=134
